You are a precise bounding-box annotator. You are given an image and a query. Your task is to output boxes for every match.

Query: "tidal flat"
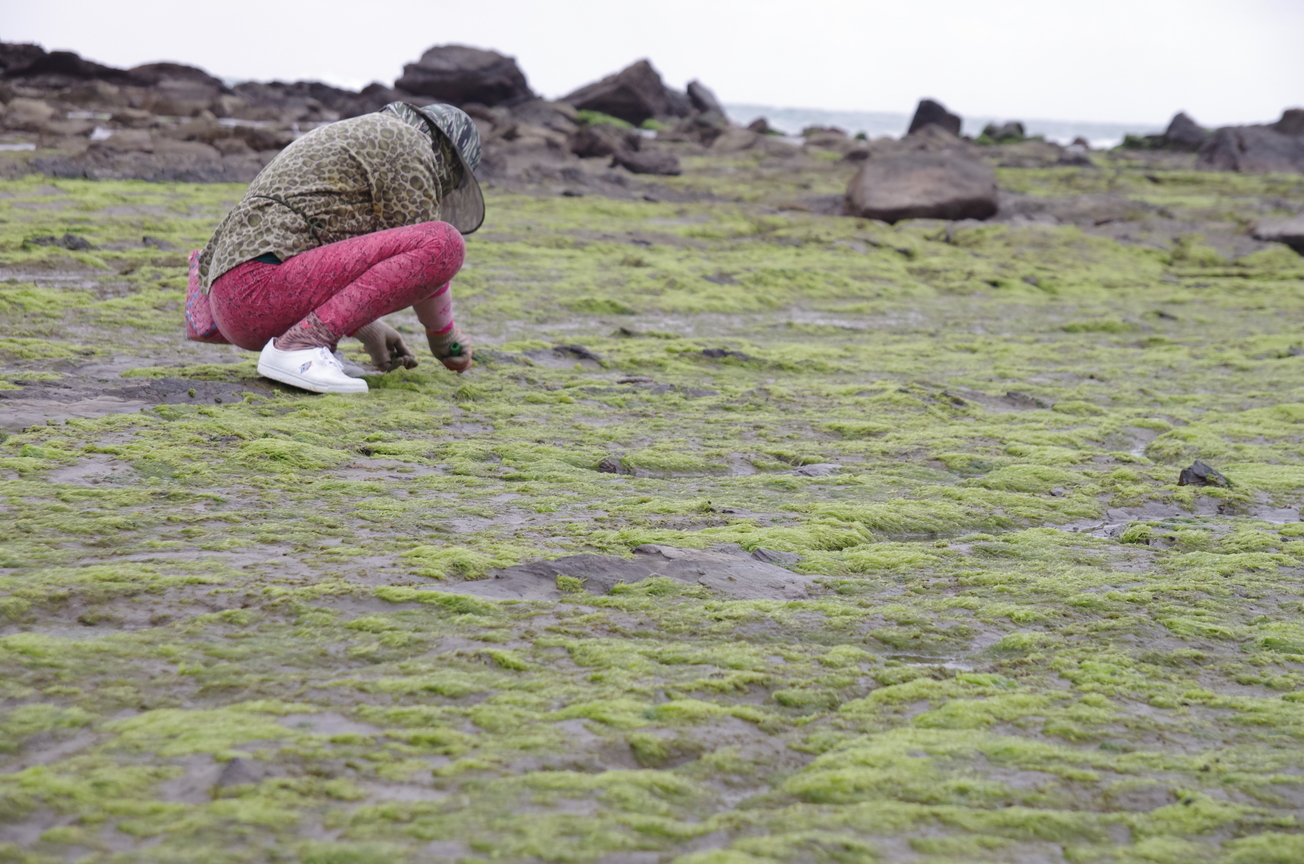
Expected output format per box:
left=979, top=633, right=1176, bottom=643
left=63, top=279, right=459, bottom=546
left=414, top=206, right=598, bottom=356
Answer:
left=2, top=146, right=1304, bottom=863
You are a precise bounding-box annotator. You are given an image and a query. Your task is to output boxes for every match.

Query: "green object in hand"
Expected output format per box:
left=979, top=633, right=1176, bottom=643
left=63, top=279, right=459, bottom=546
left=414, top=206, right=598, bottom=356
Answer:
left=448, top=341, right=462, bottom=357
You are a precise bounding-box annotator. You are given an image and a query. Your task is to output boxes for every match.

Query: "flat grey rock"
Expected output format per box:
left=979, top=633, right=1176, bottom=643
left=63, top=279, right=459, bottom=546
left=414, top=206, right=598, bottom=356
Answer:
left=442, top=544, right=817, bottom=602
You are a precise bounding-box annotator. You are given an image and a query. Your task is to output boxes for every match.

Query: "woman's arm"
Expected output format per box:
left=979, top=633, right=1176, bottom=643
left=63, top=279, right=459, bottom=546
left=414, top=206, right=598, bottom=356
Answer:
left=414, top=284, right=472, bottom=373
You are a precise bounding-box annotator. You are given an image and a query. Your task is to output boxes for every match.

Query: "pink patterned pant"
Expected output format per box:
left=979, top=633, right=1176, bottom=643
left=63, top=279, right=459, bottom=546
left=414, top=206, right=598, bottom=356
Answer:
left=209, top=221, right=465, bottom=351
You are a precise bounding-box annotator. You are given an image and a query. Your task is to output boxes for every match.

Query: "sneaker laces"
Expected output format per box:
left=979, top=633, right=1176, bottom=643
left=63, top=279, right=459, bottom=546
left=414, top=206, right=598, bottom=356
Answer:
left=315, top=347, right=344, bottom=371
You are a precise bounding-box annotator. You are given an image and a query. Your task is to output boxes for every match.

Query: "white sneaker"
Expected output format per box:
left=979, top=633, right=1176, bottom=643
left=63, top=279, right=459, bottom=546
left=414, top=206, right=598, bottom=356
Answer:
left=332, top=350, right=372, bottom=378
left=257, top=340, right=368, bottom=394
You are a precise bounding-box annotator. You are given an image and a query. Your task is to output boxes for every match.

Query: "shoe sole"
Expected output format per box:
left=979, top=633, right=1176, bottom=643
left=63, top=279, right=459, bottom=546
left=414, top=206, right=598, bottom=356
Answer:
left=257, top=357, right=369, bottom=394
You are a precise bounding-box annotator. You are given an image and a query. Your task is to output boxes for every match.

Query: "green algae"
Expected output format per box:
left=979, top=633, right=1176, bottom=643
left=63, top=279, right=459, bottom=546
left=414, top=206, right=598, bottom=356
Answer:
left=0, top=156, right=1303, bottom=861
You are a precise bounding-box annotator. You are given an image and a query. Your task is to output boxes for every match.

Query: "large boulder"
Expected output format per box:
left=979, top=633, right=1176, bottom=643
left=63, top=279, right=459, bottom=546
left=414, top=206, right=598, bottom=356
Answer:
left=1163, top=112, right=1207, bottom=151
left=1253, top=214, right=1304, bottom=254
left=845, top=150, right=997, bottom=222
left=561, top=60, right=688, bottom=126
left=394, top=45, right=533, bottom=107
left=1197, top=112, right=1304, bottom=173
left=907, top=98, right=961, bottom=136
left=686, top=80, right=723, bottom=115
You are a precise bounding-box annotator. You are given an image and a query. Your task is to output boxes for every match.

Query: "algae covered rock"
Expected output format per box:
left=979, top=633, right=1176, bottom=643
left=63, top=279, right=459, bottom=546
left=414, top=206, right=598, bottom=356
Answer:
left=845, top=150, right=997, bottom=222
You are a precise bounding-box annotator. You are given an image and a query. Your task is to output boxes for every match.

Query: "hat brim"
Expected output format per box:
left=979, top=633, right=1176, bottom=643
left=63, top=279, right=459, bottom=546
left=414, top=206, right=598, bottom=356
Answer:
left=433, top=129, right=484, bottom=236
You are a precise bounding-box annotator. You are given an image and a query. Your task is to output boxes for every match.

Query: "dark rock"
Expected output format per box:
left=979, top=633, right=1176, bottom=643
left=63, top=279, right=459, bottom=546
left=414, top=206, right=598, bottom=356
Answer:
left=1178, top=460, right=1232, bottom=488
left=664, top=112, right=728, bottom=146
left=569, top=123, right=638, bottom=158
left=1198, top=121, right=1304, bottom=173
left=611, top=149, right=680, bottom=176
left=230, top=80, right=360, bottom=122
left=701, top=348, right=755, bottom=361
left=1275, top=108, right=1304, bottom=137
left=1163, top=112, right=1206, bottom=151
left=29, top=233, right=94, bottom=251
left=597, top=457, right=628, bottom=474
left=665, top=88, right=693, bottom=119
left=395, top=45, right=533, bottom=107
left=686, top=80, right=723, bottom=115
left=0, top=42, right=46, bottom=74
left=562, top=60, right=688, bottom=126
left=845, top=150, right=997, bottom=222
left=907, top=98, right=962, bottom=136
left=982, top=121, right=1025, bottom=143
left=3, top=50, right=139, bottom=85
left=1252, top=215, right=1304, bottom=254
left=127, top=62, right=226, bottom=91
left=554, top=344, right=604, bottom=362
left=747, top=117, right=774, bottom=134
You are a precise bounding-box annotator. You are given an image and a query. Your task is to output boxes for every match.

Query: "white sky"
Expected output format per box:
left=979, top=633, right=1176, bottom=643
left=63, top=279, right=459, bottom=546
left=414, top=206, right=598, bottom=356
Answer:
left=4, top=0, right=1302, bottom=126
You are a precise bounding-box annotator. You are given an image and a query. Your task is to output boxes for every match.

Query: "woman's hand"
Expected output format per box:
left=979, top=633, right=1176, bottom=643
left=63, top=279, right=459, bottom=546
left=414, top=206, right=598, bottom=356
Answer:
left=354, top=320, right=418, bottom=371
left=427, top=326, right=474, bottom=374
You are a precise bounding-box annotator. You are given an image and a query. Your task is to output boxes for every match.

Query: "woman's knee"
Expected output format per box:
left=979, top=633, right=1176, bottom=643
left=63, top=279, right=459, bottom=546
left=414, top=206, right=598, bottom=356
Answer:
left=410, top=221, right=465, bottom=275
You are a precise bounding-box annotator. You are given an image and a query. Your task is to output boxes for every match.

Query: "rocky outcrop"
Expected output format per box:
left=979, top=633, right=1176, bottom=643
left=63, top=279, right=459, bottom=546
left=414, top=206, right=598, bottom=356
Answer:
left=1198, top=110, right=1304, bottom=173
left=686, top=80, right=723, bottom=115
left=1253, top=214, right=1304, bottom=254
left=394, top=45, right=533, bottom=107
left=3, top=49, right=141, bottom=86
left=907, top=99, right=961, bottom=136
left=1163, top=112, right=1206, bottom=151
left=845, top=150, right=997, bottom=222
left=561, top=60, right=689, bottom=126
left=0, top=42, right=46, bottom=74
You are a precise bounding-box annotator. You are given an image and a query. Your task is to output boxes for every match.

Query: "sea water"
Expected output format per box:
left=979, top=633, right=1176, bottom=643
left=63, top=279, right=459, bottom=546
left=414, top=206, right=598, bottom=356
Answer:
left=724, top=103, right=1164, bottom=150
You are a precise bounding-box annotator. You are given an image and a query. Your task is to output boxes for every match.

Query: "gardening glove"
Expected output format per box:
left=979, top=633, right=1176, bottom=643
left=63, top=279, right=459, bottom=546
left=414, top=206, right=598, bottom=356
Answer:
left=427, top=326, right=474, bottom=374
left=354, top=320, right=418, bottom=372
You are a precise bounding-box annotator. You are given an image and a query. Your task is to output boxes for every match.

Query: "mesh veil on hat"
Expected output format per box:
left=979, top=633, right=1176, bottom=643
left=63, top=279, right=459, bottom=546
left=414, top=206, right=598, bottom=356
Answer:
left=382, top=101, right=485, bottom=235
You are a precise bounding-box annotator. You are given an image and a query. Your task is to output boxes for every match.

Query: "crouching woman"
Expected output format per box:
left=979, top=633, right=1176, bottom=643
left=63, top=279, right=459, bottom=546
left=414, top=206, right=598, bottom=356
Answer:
left=190, top=102, right=483, bottom=394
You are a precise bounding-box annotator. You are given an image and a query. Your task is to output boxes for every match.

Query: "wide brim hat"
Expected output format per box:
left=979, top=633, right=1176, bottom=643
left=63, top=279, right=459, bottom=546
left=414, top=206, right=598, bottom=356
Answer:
left=415, top=103, right=485, bottom=235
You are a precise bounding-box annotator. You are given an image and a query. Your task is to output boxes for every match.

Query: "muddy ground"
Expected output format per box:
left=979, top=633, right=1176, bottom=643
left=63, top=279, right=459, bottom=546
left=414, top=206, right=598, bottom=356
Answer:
left=2, top=141, right=1304, bottom=863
